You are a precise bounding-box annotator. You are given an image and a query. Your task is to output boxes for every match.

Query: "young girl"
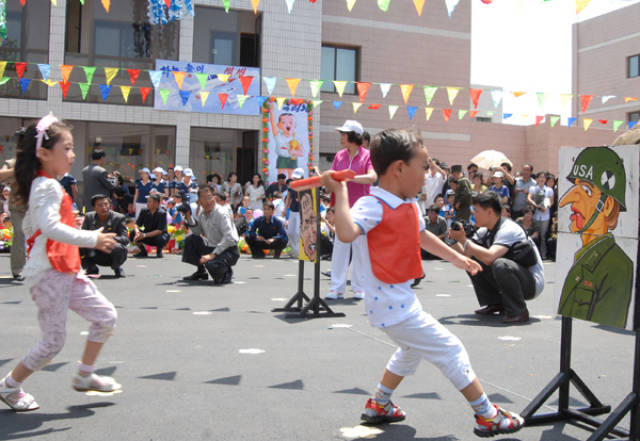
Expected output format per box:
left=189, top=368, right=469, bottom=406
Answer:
left=0, top=114, right=120, bottom=412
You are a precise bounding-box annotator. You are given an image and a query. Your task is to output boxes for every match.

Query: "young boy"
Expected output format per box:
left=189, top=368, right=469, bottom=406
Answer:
left=321, top=129, right=524, bottom=438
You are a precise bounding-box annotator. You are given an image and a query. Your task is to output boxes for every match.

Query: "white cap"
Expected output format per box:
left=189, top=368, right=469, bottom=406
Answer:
left=153, top=167, right=164, bottom=174
left=140, top=167, right=151, bottom=174
left=183, top=168, right=194, bottom=177
left=174, top=165, right=183, bottom=172
left=291, top=168, right=305, bottom=179
left=336, top=120, right=364, bottom=135
left=493, top=171, right=504, bottom=178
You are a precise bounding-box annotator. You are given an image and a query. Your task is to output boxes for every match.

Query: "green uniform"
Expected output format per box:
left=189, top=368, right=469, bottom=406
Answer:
left=558, top=233, right=633, bottom=329
left=454, top=177, right=472, bottom=222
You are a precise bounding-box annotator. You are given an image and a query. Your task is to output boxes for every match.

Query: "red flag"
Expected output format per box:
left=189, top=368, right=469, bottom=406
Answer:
left=128, top=69, right=141, bottom=86
left=535, top=116, right=545, bottom=126
left=469, top=88, right=483, bottom=109
left=163, top=0, right=171, bottom=8
left=599, top=119, right=608, bottom=125
left=140, top=87, right=151, bottom=104
left=19, top=0, right=25, bottom=6
left=368, top=104, right=381, bottom=110
left=290, top=98, right=305, bottom=105
left=580, top=95, right=594, bottom=113
left=356, top=82, right=371, bottom=102
left=442, top=109, right=452, bottom=123
left=239, top=76, right=253, bottom=95
left=59, top=81, right=71, bottom=99
left=219, top=93, right=228, bottom=110
left=14, top=62, right=27, bottom=80
left=469, top=110, right=478, bottom=119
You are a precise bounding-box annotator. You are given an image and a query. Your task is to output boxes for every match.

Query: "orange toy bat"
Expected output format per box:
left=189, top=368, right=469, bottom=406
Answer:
left=289, top=169, right=356, bottom=189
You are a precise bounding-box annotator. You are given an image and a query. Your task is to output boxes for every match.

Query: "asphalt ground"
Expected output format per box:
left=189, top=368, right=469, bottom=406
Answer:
left=0, top=252, right=636, bottom=441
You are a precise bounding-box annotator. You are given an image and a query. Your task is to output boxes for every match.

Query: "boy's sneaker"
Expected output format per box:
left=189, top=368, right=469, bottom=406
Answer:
left=324, top=290, right=344, bottom=300
left=353, top=290, right=365, bottom=300
left=0, top=376, right=39, bottom=411
left=72, top=373, right=122, bottom=393
left=473, top=405, right=524, bottom=437
left=361, top=398, right=406, bottom=425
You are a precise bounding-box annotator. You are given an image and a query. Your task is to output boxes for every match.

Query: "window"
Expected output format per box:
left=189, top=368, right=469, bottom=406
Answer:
left=321, top=45, right=357, bottom=94
left=193, top=7, right=260, bottom=68
left=474, top=116, right=492, bottom=123
left=629, top=111, right=640, bottom=123
left=628, top=55, right=639, bottom=78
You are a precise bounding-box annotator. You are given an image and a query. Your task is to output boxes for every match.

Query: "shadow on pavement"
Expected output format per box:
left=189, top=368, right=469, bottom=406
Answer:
left=349, top=425, right=458, bottom=441
left=437, top=314, right=541, bottom=328
left=0, top=402, right=115, bottom=440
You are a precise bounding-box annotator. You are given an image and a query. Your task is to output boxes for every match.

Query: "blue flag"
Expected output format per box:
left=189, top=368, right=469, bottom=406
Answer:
left=332, top=100, right=343, bottom=109
left=407, top=106, right=418, bottom=120
left=100, top=84, right=112, bottom=101
left=179, top=90, right=191, bottom=106
left=19, top=78, right=31, bottom=94
left=568, top=117, right=577, bottom=127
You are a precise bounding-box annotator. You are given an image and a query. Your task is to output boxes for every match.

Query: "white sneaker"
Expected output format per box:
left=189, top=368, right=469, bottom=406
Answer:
left=0, top=376, right=39, bottom=411
left=353, top=290, right=365, bottom=300
left=72, top=373, right=122, bottom=392
left=324, top=290, right=344, bottom=300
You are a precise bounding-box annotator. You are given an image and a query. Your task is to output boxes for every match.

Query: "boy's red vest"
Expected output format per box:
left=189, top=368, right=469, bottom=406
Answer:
left=367, top=199, right=423, bottom=284
left=26, top=172, right=81, bottom=273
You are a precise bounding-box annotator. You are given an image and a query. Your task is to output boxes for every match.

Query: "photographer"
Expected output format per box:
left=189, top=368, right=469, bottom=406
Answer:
left=181, top=185, right=239, bottom=284
left=449, top=191, right=544, bottom=324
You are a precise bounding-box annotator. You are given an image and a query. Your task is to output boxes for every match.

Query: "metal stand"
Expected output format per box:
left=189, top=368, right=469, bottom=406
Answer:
left=522, top=317, right=639, bottom=440
left=272, top=189, right=345, bottom=319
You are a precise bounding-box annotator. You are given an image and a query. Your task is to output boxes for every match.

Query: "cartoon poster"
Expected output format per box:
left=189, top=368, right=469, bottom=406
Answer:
left=298, top=188, right=318, bottom=263
left=154, top=60, right=260, bottom=115
left=261, top=98, right=314, bottom=183
left=556, top=145, right=639, bottom=330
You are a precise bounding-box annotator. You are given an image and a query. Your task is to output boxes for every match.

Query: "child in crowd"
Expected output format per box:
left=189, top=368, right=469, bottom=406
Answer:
left=320, top=129, right=524, bottom=437
left=444, top=190, right=456, bottom=227
left=272, top=191, right=286, bottom=223
left=0, top=114, right=120, bottom=412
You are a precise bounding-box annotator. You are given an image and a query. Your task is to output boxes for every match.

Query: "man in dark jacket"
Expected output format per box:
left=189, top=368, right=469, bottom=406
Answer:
left=82, top=147, right=115, bottom=211
left=452, top=164, right=472, bottom=222
left=80, top=194, right=128, bottom=277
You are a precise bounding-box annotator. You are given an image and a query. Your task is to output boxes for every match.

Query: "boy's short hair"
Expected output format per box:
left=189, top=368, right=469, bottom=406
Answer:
left=263, top=201, right=275, bottom=210
left=427, top=205, right=440, bottom=214
left=272, top=191, right=283, bottom=199
left=369, top=129, right=423, bottom=176
left=278, top=112, right=294, bottom=122
left=91, top=193, right=109, bottom=207
left=215, top=191, right=226, bottom=202
left=91, top=149, right=106, bottom=160
left=472, top=191, right=502, bottom=215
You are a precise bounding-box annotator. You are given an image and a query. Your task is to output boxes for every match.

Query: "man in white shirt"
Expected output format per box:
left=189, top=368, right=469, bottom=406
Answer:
left=423, top=158, right=447, bottom=210
left=511, top=163, right=535, bottom=219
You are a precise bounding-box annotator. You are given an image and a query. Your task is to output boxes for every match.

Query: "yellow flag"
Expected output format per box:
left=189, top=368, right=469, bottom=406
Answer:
left=559, top=93, right=573, bottom=108
left=576, top=0, right=592, bottom=14
left=120, top=86, right=131, bottom=103
left=446, top=87, right=461, bottom=105
left=346, top=0, right=357, bottom=11
left=0, top=61, right=6, bottom=79
left=251, top=0, right=260, bottom=14
left=200, top=91, right=210, bottom=107
left=43, top=79, right=58, bottom=87
left=217, top=74, right=230, bottom=83
left=101, top=0, right=111, bottom=13
left=625, top=96, right=638, bottom=103
left=583, top=118, right=593, bottom=131
left=237, top=94, right=249, bottom=108
left=333, top=81, right=347, bottom=97
left=276, top=97, right=286, bottom=110
left=173, top=71, right=186, bottom=89
left=352, top=102, right=362, bottom=113
left=50, top=0, right=57, bottom=4
left=286, top=78, right=301, bottom=97
left=425, top=107, right=434, bottom=121
left=104, top=68, right=119, bottom=86
left=413, top=0, right=425, bottom=15
left=400, top=84, right=414, bottom=104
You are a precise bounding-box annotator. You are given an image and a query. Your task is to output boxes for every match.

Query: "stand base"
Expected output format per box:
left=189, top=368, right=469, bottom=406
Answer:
left=272, top=290, right=311, bottom=313
left=285, top=295, right=345, bottom=319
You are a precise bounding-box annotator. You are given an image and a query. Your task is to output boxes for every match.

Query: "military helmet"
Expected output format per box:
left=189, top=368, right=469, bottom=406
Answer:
left=566, top=146, right=626, bottom=211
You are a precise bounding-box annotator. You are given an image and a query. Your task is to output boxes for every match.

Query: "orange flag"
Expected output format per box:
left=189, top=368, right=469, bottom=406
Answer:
left=101, top=0, right=110, bottom=13
left=251, top=0, right=260, bottom=13
left=469, top=88, right=483, bottom=109
left=413, top=0, right=425, bottom=15
left=239, top=76, right=254, bottom=95
left=469, top=110, right=478, bottom=119
left=400, top=84, right=414, bottom=105
left=512, top=91, right=527, bottom=98
left=442, top=109, right=452, bottom=123
left=173, top=71, right=186, bottom=89
left=60, top=65, right=74, bottom=83
left=580, top=94, right=593, bottom=113
left=285, top=78, right=300, bottom=97
left=356, top=82, right=371, bottom=102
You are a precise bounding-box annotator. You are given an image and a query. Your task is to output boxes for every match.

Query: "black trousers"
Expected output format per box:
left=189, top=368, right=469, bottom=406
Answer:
left=80, top=244, right=128, bottom=270
left=246, top=236, right=287, bottom=258
left=129, top=231, right=170, bottom=251
left=182, top=235, right=240, bottom=283
left=468, top=257, right=536, bottom=316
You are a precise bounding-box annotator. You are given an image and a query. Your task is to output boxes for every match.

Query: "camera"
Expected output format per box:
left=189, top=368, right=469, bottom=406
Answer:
left=177, top=202, right=191, bottom=215
left=451, top=221, right=477, bottom=238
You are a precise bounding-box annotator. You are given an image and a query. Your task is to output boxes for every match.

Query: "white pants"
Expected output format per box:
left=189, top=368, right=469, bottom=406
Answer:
left=382, top=311, right=476, bottom=391
left=135, top=202, right=146, bottom=219
left=287, top=211, right=300, bottom=255
left=330, top=235, right=364, bottom=295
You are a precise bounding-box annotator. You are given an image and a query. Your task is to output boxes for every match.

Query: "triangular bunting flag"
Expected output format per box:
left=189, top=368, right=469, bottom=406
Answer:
left=458, top=109, right=467, bottom=120
left=580, top=94, right=593, bottom=113
left=120, top=85, right=131, bottom=103
left=628, top=121, right=638, bottom=130
left=446, top=87, right=460, bottom=105
left=0, top=61, right=6, bottom=79
left=368, top=104, right=381, bottom=110
left=276, top=97, right=286, bottom=110
left=149, top=71, right=162, bottom=89
left=200, top=91, right=210, bottom=107
left=19, top=78, right=31, bottom=95
left=583, top=118, right=593, bottom=131
left=179, top=90, right=191, bottom=106
left=14, top=62, right=27, bottom=80
left=379, top=83, right=391, bottom=99
left=550, top=115, right=560, bottom=127
left=82, top=66, right=96, bottom=84
left=423, top=86, right=437, bottom=105
left=164, top=0, right=171, bottom=9
left=217, top=74, right=230, bottom=83
left=237, top=94, right=249, bottom=108
left=0, top=78, right=10, bottom=86
left=37, top=64, right=51, bottom=82
left=309, top=80, right=323, bottom=98
left=223, top=0, right=230, bottom=12
left=100, top=84, right=112, bottom=101
left=285, top=0, right=295, bottom=13
left=60, top=65, right=74, bottom=83
left=490, top=90, right=503, bottom=108
left=445, top=0, right=460, bottom=17
left=101, top=0, right=110, bottom=13
left=469, top=88, right=482, bottom=109
left=332, top=100, right=343, bottom=109
left=486, top=111, right=495, bottom=116
left=413, top=0, right=425, bottom=15
left=346, top=0, right=357, bottom=11
left=312, top=99, right=323, bottom=107
left=568, top=117, right=577, bottom=127
left=79, top=82, right=90, bottom=100
left=503, top=113, right=513, bottom=119
left=196, top=73, right=208, bottom=90
left=377, top=0, right=390, bottom=12
left=333, top=81, right=347, bottom=97
left=173, top=71, right=186, bottom=89
left=352, top=102, right=362, bottom=113
left=388, top=105, right=399, bottom=120
left=442, top=109, right=452, bottom=123
left=240, top=76, right=254, bottom=95
left=128, top=69, right=141, bottom=86
left=560, top=93, right=573, bottom=108
left=613, top=120, right=623, bottom=132
left=601, top=95, right=615, bottom=104
left=469, top=110, right=478, bottom=119
left=425, top=107, right=434, bottom=121
left=535, top=115, right=545, bottom=126
left=625, top=97, right=638, bottom=103
left=42, top=79, right=57, bottom=87
left=257, top=96, right=268, bottom=108
left=251, top=0, right=261, bottom=14
left=576, top=0, right=592, bottom=14
left=599, top=119, right=608, bottom=125
left=219, top=93, right=228, bottom=110
left=59, top=81, right=71, bottom=99
left=512, top=91, right=526, bottom=98
left=263, top=76, right=277, bottom=95
left=159, top=89, right=170, bottom=105
left=536, top=92, right=547, bottom=109
left=104, top=67, right=118, bottom=86
left=356, top=82, right=370, bottom=102
left=140, top=87, right=151, bottom=104
left=407, top=106, right=418, bottom=120
left=285, top=78, right=300, bottom=97
left=400, top=84, right=414, bottom=104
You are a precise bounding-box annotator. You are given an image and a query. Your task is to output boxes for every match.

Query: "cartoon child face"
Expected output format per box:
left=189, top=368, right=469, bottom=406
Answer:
left=278, top=114, right=296, bottom=137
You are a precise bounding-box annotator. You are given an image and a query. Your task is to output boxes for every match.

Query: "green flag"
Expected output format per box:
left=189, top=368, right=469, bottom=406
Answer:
left=613, top=120, right=624, bottom=132
left=549, top=115, right=560, bottom=127
left=196, top=73, right=208, bottom=90
left=159, top=89, right=171, bottom=105
left=377, top=0, right=390, bottom=11
left=83, top=66, right=96, bottom=85
left=79, top=82, right=90, bottom=100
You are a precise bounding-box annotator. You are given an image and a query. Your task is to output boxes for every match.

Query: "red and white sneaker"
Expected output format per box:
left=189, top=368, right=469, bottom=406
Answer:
left=474, top=404, right=524, bottom=437
left=360, top=398, right=406, bottom=425
left=324, top=290, right=344, bottom=300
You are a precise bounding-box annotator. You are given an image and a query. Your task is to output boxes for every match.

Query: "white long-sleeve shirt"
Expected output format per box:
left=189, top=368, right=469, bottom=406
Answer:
left=22, top=177, right=98, bottom=284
